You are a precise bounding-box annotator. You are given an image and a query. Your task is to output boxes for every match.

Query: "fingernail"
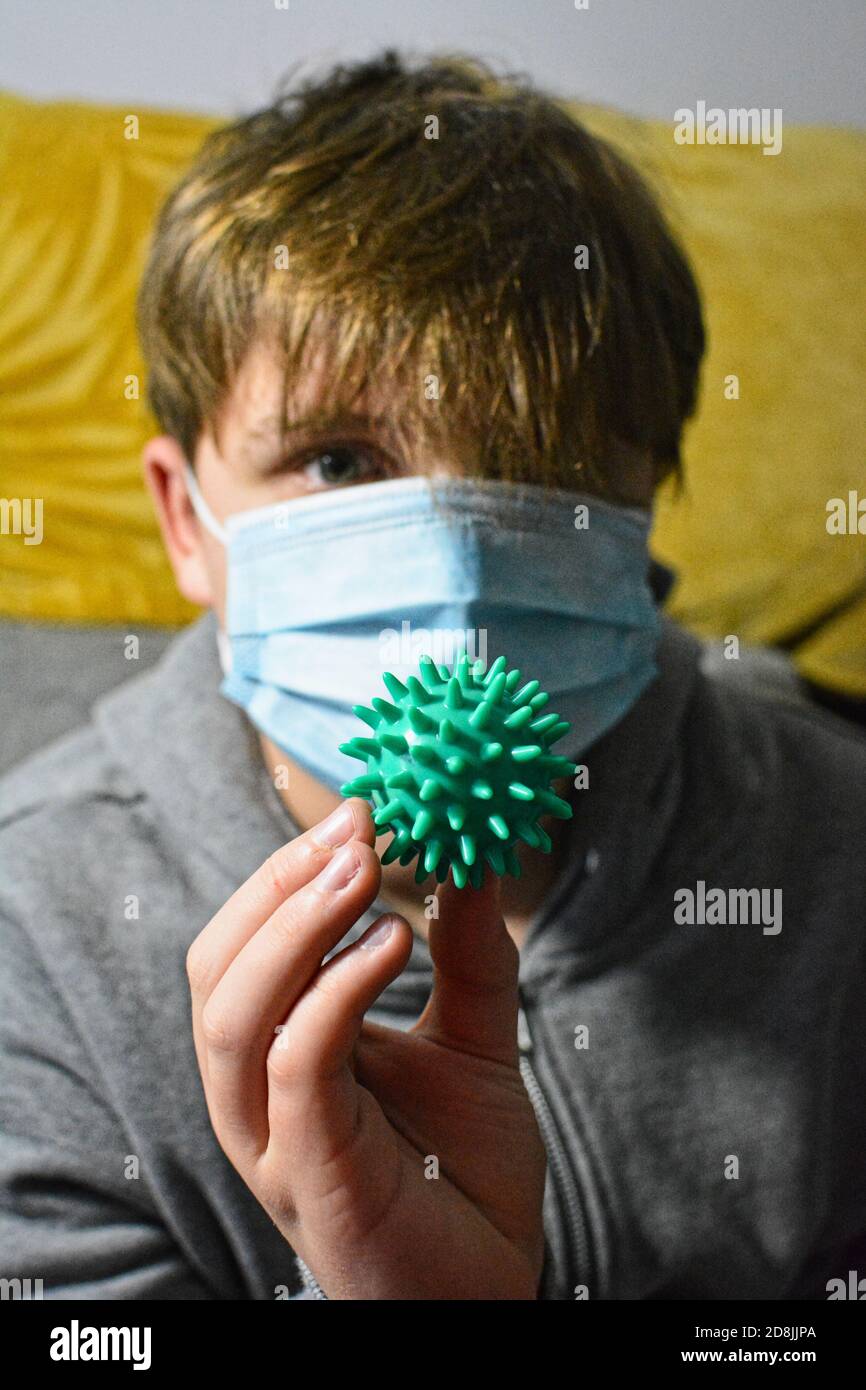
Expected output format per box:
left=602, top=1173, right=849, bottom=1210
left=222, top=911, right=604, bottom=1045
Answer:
left=314, top=802, right=355, bottom=848
left=360, top=917, right=395, bottom=952
left=317, top=843, right=360, bottom=891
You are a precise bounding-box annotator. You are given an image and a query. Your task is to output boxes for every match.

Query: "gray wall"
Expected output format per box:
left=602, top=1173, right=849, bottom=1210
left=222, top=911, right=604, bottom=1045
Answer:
left=2, top=0, right=863, bottom=127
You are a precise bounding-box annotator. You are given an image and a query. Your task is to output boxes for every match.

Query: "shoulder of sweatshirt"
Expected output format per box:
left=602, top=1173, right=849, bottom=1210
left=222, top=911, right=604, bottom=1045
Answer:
left=696, top=643, right=866, bottom=812
left=0, top=716, right=141, bottom=825
left=0, top=711, right=210, bottom=1006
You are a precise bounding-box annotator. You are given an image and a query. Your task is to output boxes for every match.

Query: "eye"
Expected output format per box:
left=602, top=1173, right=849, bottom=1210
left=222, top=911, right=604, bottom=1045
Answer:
left=301, top=444, right=384, bottom=489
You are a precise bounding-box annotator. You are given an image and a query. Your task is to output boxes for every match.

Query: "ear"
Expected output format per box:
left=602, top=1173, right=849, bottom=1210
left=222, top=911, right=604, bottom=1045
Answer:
left=142, top=436, right=219, bottom=609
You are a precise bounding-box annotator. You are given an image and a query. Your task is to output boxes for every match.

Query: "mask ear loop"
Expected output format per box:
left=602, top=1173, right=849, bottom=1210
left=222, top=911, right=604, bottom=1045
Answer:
left=183, top=465, right=233, bottom=674
left=184, top=464, right=229, bottom=546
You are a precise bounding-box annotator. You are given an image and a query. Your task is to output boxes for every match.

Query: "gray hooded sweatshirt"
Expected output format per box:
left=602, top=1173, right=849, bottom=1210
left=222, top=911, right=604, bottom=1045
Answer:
left=1, top=612, right=864, bottom=1300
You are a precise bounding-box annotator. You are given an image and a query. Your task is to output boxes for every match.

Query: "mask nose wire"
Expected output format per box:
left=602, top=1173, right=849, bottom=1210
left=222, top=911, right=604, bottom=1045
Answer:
left=183, top=464, right=229, bottom=546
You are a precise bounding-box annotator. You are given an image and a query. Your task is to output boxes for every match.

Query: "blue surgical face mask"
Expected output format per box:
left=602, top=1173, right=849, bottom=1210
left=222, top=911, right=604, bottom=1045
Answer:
left=185, top=468, right=661, bottom=793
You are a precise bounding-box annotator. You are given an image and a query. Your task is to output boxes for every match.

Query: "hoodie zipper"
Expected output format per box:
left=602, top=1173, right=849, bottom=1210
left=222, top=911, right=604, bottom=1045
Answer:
left=518, top=995, right=592, bottom=1294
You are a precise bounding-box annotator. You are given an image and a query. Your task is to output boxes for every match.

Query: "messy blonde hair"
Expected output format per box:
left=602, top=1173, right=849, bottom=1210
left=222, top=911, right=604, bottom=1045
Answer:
left=137, top=50, right=705, bottom=499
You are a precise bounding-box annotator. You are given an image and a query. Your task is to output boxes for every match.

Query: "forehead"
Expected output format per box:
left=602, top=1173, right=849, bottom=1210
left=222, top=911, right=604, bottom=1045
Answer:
left=206, top=333, right=399, bottom=462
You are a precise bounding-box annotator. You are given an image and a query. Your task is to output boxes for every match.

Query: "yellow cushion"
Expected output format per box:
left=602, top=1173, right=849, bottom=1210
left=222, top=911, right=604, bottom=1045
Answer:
left=1, top=91, right=863, bottom=694
left=0, top=92, right=216, bottom=627
left=574, top=104, right=866, bottom=697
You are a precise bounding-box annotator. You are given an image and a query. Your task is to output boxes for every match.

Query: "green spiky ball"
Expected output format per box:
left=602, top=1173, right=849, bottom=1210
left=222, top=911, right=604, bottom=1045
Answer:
left=338, top=651, right=577, bottom=889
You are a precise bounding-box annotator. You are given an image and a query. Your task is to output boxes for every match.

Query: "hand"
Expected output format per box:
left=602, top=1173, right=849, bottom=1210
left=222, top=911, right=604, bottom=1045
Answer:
left=187, top=798, right=547, bottom=1299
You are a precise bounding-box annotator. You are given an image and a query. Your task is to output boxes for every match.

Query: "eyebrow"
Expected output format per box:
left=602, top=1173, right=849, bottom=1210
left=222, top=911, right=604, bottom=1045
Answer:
left=238, top=410, right=383, bottom=460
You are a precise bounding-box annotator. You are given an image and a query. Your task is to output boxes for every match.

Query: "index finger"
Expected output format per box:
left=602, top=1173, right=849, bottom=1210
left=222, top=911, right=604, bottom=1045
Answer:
left=186, top=797, right=376, bottom=1001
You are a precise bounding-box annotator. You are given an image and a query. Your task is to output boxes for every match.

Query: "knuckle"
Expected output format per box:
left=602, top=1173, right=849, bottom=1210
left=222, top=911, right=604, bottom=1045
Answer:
left=261, top=845, right=299, bottom=901
left=253, top=1153, right=300, bottom=1223
left=266, top=1041, right=301, bottom=1088
left=185, top=941, right=213, bottom=995
left=200, top=1000, right=240, bottom=1053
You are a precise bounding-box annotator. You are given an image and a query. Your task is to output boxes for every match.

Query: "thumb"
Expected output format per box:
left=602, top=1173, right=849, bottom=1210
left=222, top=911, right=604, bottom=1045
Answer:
left=413, top=870, right=520, bottom=1066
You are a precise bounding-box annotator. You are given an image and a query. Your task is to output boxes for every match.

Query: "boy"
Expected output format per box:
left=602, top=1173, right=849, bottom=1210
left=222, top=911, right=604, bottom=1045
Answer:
left=1, top=51, right=864, bottom=1300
